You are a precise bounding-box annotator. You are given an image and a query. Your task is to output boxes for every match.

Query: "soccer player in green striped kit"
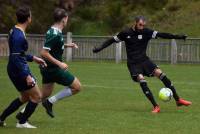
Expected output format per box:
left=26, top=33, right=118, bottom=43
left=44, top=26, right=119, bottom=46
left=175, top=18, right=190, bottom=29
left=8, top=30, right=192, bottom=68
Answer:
left=17, top=8, right=81, bottom=118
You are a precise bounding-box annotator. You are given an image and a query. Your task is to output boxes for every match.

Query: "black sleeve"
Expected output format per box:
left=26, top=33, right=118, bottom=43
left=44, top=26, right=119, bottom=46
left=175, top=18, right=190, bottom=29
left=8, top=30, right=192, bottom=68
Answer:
left=93, top=37, right=116, bottom=53
left=144, top=28, right=158, bottom=39
left=93, top=30, right=127, bottom=53
left=156, top=32, right=187, bottom=40
left=114, top=30, right=127, bottom=42
left=145, top=28, right=187, bottom=40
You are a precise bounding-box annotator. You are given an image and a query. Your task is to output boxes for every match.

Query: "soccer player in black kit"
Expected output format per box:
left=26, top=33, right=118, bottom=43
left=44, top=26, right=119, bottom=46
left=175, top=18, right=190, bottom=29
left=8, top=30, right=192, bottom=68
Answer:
left=93, top=16, right=192, bottom=113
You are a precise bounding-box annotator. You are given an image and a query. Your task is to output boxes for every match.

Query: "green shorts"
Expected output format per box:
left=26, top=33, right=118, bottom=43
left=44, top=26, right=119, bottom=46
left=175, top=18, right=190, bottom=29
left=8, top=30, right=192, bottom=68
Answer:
left=40, top=67, right=75, bottom=86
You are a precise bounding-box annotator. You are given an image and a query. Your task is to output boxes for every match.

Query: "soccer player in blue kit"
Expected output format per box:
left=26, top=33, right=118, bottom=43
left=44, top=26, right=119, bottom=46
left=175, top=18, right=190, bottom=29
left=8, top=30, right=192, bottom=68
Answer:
left=0, top=6, right=46, bottom=128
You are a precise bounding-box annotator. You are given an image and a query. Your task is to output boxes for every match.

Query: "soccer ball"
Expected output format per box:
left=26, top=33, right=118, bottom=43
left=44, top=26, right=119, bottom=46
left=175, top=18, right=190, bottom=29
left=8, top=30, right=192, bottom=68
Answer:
left=159, top=88, right=173, bottom=102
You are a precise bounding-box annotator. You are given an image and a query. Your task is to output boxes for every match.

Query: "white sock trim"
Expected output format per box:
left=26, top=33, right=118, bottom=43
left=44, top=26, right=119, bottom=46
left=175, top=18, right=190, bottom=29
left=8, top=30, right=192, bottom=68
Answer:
left=48, top=96, right=57, bottom=104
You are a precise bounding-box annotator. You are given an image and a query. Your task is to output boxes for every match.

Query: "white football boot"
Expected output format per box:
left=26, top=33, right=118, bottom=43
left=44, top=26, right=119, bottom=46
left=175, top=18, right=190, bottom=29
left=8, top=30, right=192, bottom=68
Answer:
left=16, top=122, right=37, bottom=128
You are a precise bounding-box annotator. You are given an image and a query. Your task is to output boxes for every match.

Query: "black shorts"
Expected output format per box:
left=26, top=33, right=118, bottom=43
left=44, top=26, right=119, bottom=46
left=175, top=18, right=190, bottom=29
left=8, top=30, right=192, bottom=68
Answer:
left=127, top=59, right=158, bottom=82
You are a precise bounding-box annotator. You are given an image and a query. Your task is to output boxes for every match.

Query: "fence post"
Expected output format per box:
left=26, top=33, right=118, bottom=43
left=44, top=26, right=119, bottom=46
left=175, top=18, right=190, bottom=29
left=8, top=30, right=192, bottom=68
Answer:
left=66, top=32, right=72, bottom=62
left=115, top=42, right=122, bottom=63
left=171, top=39, right=177, bottom=64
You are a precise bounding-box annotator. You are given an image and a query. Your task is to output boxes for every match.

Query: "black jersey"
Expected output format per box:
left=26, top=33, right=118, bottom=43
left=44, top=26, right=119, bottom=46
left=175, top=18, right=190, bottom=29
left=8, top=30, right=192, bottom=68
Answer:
left=93, top=26, right=186, bottom=62
left=114, top=28, right=157, bottom=63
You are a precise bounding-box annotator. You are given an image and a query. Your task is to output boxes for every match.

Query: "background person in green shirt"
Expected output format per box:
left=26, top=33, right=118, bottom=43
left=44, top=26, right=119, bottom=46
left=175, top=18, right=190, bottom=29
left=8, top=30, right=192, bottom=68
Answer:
left=17, top=8, right=81, bottom=118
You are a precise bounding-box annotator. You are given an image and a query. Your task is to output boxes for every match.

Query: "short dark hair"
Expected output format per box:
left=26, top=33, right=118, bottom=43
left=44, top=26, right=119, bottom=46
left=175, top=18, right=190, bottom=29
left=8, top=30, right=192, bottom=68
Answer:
left=53, top=8, right=68, bottom=22
left=135, top=16, right=146, bottom=23
left=16, top=6, right=31, bottom=23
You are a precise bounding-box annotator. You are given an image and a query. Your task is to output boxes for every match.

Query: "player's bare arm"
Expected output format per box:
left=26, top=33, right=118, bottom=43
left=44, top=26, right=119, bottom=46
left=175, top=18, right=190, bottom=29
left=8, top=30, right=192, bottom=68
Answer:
left=33, top=56, right=47, bottom=67
left=64, top=43, right=78, bottom=49
left=41, top=49, right=68, bottom=70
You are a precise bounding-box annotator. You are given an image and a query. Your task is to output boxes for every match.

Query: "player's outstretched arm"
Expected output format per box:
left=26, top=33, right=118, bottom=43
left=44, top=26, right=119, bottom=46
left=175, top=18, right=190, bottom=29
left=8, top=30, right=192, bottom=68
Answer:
left=93, top=37, right=116, bottom=53
left=156, top=32, right=187, bottom=40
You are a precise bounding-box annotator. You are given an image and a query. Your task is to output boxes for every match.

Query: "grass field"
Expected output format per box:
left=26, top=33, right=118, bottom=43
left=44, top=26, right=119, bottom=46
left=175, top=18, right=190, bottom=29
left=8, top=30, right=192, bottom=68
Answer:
left=0, top=59, right=200, bottom=134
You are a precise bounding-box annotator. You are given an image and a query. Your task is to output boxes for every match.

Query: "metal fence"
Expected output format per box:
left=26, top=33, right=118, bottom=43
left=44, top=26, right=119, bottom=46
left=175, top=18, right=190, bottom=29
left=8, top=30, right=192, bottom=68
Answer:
left=1, top=33, right=200, bottom=64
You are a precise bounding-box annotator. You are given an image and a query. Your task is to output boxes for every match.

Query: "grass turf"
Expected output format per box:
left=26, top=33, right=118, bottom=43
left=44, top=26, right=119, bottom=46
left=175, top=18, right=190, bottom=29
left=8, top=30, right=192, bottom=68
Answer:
left=0, top=59, right=199, bottom=134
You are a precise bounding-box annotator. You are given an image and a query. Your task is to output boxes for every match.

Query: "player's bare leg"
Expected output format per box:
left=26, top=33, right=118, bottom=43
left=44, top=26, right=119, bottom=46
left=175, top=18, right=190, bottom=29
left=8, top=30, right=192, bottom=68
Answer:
left=154, top=68, right=191, bottom=106
left=2, top=84, right=41, bottom=128
left=42, top=83, right=55, bottom=99
left=42, top=78, right=81, bottom=118
left=0, top=92, right=29, bottom=127
left=70, top=78, right=82, bottom=94
left=16, top=83, right=55, bottom=119
left=16, top=84, right=41, bottom=128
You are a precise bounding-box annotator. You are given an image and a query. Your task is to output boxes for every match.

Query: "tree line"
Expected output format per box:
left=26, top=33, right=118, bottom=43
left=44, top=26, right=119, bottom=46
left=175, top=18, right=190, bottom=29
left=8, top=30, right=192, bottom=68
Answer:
left=0, top=0, right=187, bottom=35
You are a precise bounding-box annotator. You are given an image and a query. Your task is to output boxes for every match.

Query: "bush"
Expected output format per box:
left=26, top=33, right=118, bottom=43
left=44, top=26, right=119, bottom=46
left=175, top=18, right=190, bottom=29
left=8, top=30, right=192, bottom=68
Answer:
left=104, top=1, right=129, bottom=33
left=166, top=0, right=185, bottom=12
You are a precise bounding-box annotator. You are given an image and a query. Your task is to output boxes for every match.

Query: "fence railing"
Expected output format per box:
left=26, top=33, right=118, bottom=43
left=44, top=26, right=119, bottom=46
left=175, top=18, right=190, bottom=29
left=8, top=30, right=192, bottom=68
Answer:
left=1, top=33, right=200, bottom=64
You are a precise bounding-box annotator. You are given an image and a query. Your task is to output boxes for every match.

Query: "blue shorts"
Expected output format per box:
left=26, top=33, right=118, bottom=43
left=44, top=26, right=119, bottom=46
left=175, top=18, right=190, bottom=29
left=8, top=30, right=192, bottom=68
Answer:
left=7, top=64, right=36, bottom=92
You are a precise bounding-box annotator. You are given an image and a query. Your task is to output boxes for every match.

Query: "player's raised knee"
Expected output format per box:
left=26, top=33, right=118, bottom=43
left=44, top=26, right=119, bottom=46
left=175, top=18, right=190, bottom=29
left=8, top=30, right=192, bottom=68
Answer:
left=153, top=69, right=162, bottom=78
left=71, top=78, right=81, bottom=93
left=137, top=74, right=145, bottom=82
left=74, top=80, right=81, bottom=92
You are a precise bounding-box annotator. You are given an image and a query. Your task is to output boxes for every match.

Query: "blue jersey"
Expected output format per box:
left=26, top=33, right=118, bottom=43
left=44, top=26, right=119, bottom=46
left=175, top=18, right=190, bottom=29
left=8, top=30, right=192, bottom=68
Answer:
left=7, top=26, right=33, bottom=78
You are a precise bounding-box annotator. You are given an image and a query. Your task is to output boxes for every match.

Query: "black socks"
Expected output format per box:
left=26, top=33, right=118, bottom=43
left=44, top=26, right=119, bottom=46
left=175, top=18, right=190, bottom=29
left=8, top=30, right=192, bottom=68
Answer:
left=140, top=80, right=158, bottom=107
left=159, top=73, right=180, bottom=101
left=19, top=101, right=38, bottom=124
left=0, top=98, right=23, bottom=121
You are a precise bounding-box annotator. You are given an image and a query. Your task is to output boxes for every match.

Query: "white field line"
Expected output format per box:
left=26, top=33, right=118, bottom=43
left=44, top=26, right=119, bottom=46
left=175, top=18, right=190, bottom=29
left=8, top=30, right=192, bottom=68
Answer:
left=83, top=81, right=200, bottom=90
left=0, top=77, right=199, bottom=89
left=82, top=84, right=124, bottom=89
